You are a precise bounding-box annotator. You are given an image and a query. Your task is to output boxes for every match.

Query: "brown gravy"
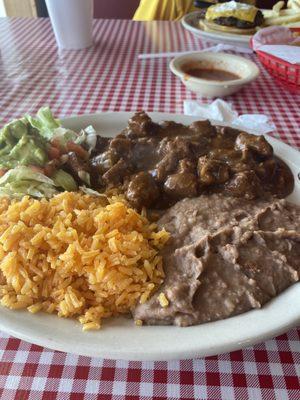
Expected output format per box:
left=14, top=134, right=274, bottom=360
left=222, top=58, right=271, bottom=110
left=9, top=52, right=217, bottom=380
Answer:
left=183, top=67, right=240, bottom=81
left=86, top=112, right=294, bottom=210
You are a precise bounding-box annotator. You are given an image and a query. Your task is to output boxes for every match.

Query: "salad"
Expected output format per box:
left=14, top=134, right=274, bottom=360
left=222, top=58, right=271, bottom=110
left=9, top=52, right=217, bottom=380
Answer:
left=0, top=108, right=99, bottom=199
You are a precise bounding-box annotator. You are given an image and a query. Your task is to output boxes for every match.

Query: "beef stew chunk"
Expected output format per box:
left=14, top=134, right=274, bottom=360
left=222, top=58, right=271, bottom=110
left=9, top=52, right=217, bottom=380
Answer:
left=102, top=158, right=131, bottom=186
left=235, top=132, right=273, bottom=158
left=164, top=172, right=198, bottom=199
left=126, top=172, right=160, bottom=208
left=89, top=112, right=294, bottom=209
left=198, top=157, right=230, bottom=186
left=64, top=152, right=91, bottom=184
left=225, top=171, right=263, bottom=199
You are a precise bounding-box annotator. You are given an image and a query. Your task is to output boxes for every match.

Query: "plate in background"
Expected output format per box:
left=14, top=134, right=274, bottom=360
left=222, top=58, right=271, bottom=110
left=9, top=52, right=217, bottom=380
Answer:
left=182, top=11, right=252, bottom=48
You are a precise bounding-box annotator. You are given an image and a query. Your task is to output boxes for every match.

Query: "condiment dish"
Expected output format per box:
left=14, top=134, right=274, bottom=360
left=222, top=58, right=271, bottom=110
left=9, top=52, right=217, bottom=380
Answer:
left=169, top=51, right=260, bottom=97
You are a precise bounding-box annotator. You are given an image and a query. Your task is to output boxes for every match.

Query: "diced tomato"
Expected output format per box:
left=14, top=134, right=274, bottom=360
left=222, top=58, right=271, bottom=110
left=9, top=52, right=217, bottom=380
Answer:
left=47, top=145, right=61, bottom=160
left=0, top=169, right=7, bottom=177
left=51, top=138, right=62, bottom=149
left=66, top=141, right=88, bottom=159
left=29, top=165, right=45, bottom=174
left=44, top=159, right=60, bottom=177
left=44, top=164, right=55, bottom=177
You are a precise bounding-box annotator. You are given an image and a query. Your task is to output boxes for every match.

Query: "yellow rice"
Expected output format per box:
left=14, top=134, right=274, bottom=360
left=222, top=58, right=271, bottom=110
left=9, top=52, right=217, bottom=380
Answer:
left=0, top=192, right=169, bottom=330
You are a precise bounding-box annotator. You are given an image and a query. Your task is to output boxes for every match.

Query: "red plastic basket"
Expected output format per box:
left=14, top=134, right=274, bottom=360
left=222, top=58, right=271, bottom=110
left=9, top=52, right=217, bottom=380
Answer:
left=250, top=29, right=300, bottom=93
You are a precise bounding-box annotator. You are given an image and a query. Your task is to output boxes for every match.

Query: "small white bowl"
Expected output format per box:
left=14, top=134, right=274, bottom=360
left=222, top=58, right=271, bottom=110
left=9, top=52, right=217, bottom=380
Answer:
left=169, top=51, right=260, bottom=98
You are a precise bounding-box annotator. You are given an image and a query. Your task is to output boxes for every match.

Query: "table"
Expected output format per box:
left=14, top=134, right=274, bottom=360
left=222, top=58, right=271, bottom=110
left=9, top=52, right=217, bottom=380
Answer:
left=0, top=17, right=299, bottom=400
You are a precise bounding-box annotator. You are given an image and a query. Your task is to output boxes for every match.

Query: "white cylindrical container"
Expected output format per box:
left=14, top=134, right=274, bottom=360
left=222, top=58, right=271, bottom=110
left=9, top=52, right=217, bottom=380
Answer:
left=45, top=0, right=93, bottom=50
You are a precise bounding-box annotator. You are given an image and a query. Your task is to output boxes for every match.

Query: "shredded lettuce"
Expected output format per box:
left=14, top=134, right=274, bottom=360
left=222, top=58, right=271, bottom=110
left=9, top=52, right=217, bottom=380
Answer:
left=0, top=107, right=105, bottom=199
left=26, top=107, right=61, bottom=140
left=0, top=166, right=54, bottom=186
left=77, top=170, right=91, bottom=186
left=79, top=186, right=107, bottom=197
left=0, top=119, right=48, bottom=169
left=9, top=135, right=47, bottom=167
left=0, top=167, right=58, bottom=199
left=46, top=123, right=96, bottom=151
left=52, top=169, right=78, bottom=191
left=25, top=107, right=81, bottom=146
left=0, top=107, right=103, bottom=168
left=51, top=126, right=80, bottom=147
left=76, top=125, right=98, bottom=153
left=0, top=166, right=78, bottom=199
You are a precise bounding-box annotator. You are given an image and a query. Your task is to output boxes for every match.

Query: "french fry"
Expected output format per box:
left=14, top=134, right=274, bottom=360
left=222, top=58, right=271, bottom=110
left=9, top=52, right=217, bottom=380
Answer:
left=277, top=9, right=297, bottom=14
left=287, top=0, right=300, bottom=10
left=264, top=12, right=300, bottom=25
left=290, top=2, right=300, bottom=10
left=262, top=0, right=298, bottom=20
left=284, top=21, right=300, bottom=27
left=262, top=8, right=297, bottom=17
left=288, top=4, right=300, bottom=10
left=262, top=9, right=277, bottom=18
left=272, top=0, right=285, bottom=14
left=262, top=0, right=300, bottom=26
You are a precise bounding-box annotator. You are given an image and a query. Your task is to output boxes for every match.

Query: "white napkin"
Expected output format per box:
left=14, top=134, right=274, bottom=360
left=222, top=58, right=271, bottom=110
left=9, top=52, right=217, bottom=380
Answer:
left=252, top=26, right=300, bottom=65
left=184, top=99, right=276, bottom=135
left=256, top=45, right=300, bottom=65
left=196, top=43, right=253, bottom=54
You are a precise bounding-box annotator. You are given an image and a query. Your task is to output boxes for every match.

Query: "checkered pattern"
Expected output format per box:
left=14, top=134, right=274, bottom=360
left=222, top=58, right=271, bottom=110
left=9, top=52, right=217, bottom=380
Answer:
left=0, top=16, right=299, bottom=399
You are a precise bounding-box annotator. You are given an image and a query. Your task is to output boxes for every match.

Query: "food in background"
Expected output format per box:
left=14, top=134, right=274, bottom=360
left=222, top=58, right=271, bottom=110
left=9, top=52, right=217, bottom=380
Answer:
left=262, top=0, right=300, bottom=27
left=199, top=1, right=264, bottom=35
left=194, top=0, right=257, bottom=11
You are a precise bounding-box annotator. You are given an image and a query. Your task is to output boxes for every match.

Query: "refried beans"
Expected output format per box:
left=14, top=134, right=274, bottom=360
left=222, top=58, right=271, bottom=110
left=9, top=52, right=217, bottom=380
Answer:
left=133, top=194, right=300, bottom=326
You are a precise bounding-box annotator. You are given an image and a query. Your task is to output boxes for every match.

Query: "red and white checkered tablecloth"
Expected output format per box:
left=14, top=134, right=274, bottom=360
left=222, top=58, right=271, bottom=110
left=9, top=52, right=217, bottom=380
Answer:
left=0, top=16, right=299, bottom=400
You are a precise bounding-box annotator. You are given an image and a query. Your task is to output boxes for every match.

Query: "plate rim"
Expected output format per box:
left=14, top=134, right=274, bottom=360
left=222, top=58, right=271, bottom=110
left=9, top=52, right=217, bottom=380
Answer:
left=0, top=111, right=299, bottom=361
left=181, top=11, right=251, bottom=44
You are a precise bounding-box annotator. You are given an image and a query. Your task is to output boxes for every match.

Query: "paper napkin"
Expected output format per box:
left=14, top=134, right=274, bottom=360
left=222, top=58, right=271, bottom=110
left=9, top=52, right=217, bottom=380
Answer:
left=184, top=99, right=276, bottom=135
left=252, top=26, right=300, bottom=65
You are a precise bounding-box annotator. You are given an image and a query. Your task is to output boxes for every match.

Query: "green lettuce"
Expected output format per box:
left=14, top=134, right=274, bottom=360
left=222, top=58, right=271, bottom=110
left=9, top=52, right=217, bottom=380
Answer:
left=52, top=169, right=77, bottom=191
left=0, top=166, right=78, bottom=199
left=0, top=107, right=99, bottom=199
left=0, top=107, right=81, bottom=170
left=0, top=116, right=48, bottom=169
left=51, top=126, right=79, bottom=147
left=0, top=166, right=58, bottom=199
left=26, top=107, right=61, bottom=140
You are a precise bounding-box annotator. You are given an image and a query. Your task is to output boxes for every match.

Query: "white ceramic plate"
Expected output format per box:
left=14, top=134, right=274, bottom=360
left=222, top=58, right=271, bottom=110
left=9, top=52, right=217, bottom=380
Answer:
left=182, top=11, right=251, bottom=48
left=0, top=112, right=299, bottom=361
